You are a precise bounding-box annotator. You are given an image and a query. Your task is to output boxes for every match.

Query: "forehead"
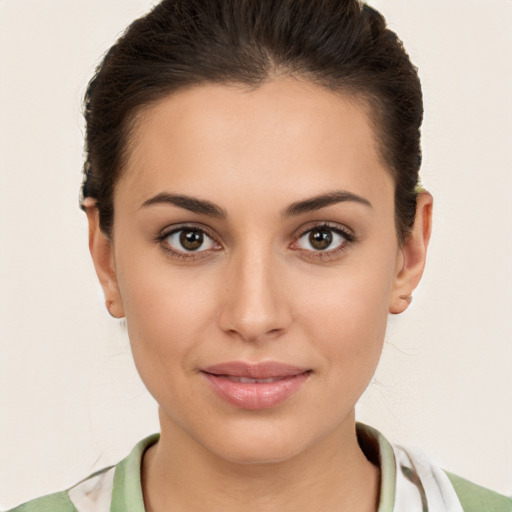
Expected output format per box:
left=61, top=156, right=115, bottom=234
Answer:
left=117, top=78, right=393, bottom=211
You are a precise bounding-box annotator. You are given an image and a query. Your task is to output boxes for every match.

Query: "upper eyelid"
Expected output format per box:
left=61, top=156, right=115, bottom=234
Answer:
left=156, top=221, right=355, bottom=247
left=158, top=223, right=218, bottom=241
left=158, top=226, right=221, bottom=258
left=291, top=223, right=356, bottom=255
left=295, top=222, right=354, bottom=240
left=155, top=226, right=221, bottom=258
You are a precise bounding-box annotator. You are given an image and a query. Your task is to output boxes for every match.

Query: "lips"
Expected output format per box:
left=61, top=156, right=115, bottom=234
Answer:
left=201, top=362, right=311, bottom=410
left=224, top=376, right=287, bottom=384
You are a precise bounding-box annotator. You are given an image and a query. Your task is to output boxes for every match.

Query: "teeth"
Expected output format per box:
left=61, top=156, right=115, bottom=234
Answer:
left=239, top=377, right=258, bottom=383
left=227, top=376, right=282, bottom=383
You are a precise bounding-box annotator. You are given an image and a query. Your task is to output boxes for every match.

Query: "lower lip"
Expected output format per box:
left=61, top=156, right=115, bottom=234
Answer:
left=203, top=372, right=311, bottom=410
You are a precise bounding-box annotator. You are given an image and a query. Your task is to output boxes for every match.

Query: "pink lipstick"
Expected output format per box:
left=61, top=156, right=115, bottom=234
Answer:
left=201, top=361, right=311, bottom=410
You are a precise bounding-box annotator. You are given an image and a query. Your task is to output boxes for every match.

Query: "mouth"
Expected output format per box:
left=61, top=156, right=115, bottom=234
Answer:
left=201, top=361, right=312, bottom=410
left=221, top=376, right=289, bottom=384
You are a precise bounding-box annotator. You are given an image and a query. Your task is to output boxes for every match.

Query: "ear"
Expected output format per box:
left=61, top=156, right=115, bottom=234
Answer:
left=389, top=191, right=433, bottom=314
left=83, top=198, right=125, bottom=318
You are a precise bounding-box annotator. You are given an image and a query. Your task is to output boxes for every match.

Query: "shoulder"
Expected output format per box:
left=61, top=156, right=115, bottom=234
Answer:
left=5, top=465, right=116, bottom=512
left=5, top=491, right=78, bottom=512
left=5, top=434, right=158, bottom=512
left=357, top=423, right=512, bottom=512
left=445, top=471, right=512, bottom=512
left=397, top=443, right=512, bottom=512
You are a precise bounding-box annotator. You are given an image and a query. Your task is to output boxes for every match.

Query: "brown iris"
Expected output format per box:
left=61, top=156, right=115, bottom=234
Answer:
left=309, top=228, right=333, bottom=250
left=180, top=229, right=204, bottom=251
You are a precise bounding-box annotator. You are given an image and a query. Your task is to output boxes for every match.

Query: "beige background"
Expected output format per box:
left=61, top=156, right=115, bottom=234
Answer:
left=1, top=0, right=511, bottom=508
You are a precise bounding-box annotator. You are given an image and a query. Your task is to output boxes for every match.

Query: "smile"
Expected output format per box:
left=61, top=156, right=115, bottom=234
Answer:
left=201, top=362, right=312, bottom=410
left=225, top=376, right=286, bottom=383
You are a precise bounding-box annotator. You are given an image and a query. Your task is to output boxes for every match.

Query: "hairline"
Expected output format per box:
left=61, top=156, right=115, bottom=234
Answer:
left=98, top=74, right=409, bottom=243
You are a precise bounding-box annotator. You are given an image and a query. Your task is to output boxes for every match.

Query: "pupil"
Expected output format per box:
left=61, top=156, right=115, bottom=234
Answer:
left=180, top=229, right=203, bottom=251
left=310, top=229, right=332, bottom=250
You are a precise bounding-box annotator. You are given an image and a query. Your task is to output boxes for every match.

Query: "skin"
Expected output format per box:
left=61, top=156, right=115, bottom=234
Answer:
left=85, top=77, right=432, bottom=512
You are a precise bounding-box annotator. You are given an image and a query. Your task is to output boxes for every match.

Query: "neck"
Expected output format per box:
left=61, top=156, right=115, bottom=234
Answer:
left=142, top=409, right=379, bottom=512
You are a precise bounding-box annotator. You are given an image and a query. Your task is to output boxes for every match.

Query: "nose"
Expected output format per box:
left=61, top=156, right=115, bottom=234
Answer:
left=218, top=247, right=292, bottom=343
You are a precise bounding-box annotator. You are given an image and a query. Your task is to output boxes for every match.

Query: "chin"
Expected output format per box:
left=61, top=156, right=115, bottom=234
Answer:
left=193, top=415, right=333, bottom=466
left=207, top=436, right=307, bottom=466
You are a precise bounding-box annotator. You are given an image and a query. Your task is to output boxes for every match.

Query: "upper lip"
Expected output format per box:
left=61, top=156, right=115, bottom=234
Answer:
left=202, top=361, right=310, bottom=379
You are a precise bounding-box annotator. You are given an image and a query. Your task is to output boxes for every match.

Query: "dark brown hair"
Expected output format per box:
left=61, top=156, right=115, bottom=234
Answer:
left=81, top=0, right=423, bottom=243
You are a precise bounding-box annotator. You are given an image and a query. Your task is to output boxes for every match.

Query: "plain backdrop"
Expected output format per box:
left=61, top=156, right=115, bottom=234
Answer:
left=1, top=0, right=511, bottom=508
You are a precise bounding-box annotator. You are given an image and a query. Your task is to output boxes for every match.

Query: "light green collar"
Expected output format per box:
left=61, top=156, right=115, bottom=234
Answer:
left=356, top=423, right=397, bottom=512
left=109, top=425, right=397, bottom=512
left=110, top=433, right=159, bottom=512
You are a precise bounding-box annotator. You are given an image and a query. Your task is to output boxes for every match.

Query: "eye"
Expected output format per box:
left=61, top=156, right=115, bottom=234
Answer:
left=293, top=224, right=353, bottom=253
left=162, top=227, right=218, bottom=254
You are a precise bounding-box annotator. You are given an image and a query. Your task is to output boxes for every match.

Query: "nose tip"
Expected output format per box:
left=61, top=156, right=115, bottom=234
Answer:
left=221, top=312, right=285, bottom=343
left=218, top=254, right=291, bottom=343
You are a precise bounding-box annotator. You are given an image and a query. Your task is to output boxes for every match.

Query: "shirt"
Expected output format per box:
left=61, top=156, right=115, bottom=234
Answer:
left=7, top=424, right=512, bottom=512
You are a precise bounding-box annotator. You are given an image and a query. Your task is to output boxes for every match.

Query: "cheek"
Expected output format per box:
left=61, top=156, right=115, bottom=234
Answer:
left=297, top=251, right=396, bottom=332
left=308, top=286, right=387, bottom=379
left=293, top=249, right=397, bottom=378
left=114, top=254, right=220, bottom=380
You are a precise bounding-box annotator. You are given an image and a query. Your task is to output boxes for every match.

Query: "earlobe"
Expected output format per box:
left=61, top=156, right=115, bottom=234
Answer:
left=83, top=198, right=125, bottom=318
left=389, top=191, right=433, bottom=315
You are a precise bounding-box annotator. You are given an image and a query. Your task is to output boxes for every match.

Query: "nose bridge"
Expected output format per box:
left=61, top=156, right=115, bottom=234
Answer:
left=219, top=240, right=290, bottom=341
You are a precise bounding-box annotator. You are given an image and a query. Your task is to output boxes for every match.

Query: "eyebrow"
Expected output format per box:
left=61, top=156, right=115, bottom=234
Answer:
left=140, top=192, right=227, bottom=218
left=140, top=189, right=372, bottom=219
left=283, top=190, right=372, bottom=217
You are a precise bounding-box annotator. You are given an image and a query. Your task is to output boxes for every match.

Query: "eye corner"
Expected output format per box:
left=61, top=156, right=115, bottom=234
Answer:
left=156, top=224, right=223, bottom=261
left=290, top=222, right=356, bottom=259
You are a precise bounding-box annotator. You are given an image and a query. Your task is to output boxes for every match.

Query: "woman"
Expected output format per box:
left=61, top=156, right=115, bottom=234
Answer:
left=6, top=1, right=511, bottom=511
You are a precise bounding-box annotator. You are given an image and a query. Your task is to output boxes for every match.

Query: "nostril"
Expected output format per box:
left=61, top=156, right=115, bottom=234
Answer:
left=217, top=262, right=293, bottom=341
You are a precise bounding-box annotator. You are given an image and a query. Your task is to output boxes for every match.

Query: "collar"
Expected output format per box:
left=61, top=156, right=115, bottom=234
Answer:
left=109, top=424, right=457, bottom=512
left=110, top=433, right=158, bottom=512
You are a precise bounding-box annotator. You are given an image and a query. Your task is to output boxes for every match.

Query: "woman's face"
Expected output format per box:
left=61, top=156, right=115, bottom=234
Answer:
left=97, top=78, right=417, bottom=463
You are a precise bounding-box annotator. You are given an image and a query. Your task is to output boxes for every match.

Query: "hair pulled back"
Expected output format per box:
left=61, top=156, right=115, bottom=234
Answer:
left=82, top=0, right=423, bottom=243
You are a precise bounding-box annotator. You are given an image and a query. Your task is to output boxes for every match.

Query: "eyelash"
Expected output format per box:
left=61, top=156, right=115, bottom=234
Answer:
left=155, top=224, right=221, bottom=261
left=155, top=222, right=356, bottom=262
left=292, top=223, right=356, bottom=261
